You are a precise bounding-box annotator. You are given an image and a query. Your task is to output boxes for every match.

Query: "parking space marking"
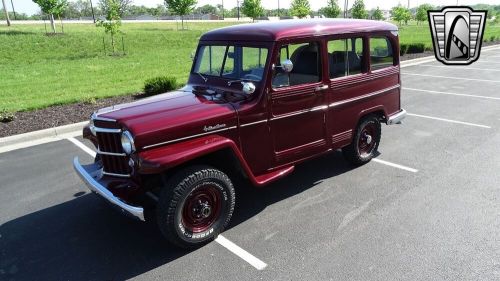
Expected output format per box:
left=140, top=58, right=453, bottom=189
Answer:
left=215, top=235, right=267, bottom=270
left=68, top=137, right=96, bottom=157
left=407, top=113, right=491, bottom=129
left=416, top=64, right=500, bottom=72
left=66, top=136, right=267, bottom=270
left=403, top=87, right=500, bottom=101
left=402, top=73, right=500, bottom=83
left=372, top=158, right=418, bottom=173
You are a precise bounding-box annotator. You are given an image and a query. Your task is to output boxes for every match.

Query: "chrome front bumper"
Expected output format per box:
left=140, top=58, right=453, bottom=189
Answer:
left=73, top=157, right=145, bottom=221
left=386, top=109, right=407, bottom=125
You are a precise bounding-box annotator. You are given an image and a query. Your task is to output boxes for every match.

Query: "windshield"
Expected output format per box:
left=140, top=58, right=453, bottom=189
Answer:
left=193, top=45, right=269, bottom=82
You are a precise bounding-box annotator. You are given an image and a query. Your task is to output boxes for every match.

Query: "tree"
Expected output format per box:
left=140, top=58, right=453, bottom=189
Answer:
left=391, top=5, right=411, bottom=26
left=290, top=0, right=310, bottom=19
left=32, top=0, right=67, bottom=33
left=99, top=0, right=130, bottom=17
left=195, top=4, right=216, bottom=15
left=321, top=0, right=340, bottom=18
left=97, top=0, right=121, bottom=53
left=372, top=6, right=383, bottom=20
left=2, top=0, right=10, bottom=26
left=416, top=4, right=433, bottom=25
left=241, top=0, right=263, bottom=21
left=165, top=0, right=196, bottom=29
left=351, top=0, right=367, bottom=19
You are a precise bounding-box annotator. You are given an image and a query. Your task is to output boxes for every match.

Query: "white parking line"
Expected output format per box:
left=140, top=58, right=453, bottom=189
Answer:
left=68, top=137, right=96, bottom=157
left=402, top=73, right=500, bottom=83
left=372, top=158, right=418, bottom=173
left=417, top=64, right=500, bottom=72
left=407, top=113, right=491, bottom=129
left=403, top=87, right=500, bottom=101
left=215, top=235, right=267, bottom=270
left=66, top=137, right=267, bottom=270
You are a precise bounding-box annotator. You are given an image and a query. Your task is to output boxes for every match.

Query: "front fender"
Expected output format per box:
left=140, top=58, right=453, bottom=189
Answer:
left=137, top=135, right=259, bottom=184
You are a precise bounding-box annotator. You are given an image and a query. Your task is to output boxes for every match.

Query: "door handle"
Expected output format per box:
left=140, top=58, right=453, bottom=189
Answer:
left=315, top=85, right=329, bottom=92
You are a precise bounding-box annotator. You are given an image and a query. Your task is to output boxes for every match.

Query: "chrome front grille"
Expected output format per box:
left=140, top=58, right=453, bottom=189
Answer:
left=96, top=130, right=131, bottom=178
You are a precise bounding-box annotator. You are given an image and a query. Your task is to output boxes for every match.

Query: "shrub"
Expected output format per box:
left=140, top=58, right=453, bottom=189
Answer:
left=399, top=44, right=409, bottom=56
left=406, top=43, right=426, bottom=54
left=144, top=76, right=178, bottom=96
left=491, top=35, right=497, bottom=42
left=0, top=109, right=15, bottom=123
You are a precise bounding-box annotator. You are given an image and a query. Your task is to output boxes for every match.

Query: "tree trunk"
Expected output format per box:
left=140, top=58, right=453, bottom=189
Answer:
left=111, top=34, right=115, bottom=53
left=1, top=0, right=10, bottom=26
left=181, top=16, right=184, bottom=30
left=50, top=14, right=56, bottom=33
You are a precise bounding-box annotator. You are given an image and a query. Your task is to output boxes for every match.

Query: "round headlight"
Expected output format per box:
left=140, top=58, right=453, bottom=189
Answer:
left=121, top=131, right=135, bottom=154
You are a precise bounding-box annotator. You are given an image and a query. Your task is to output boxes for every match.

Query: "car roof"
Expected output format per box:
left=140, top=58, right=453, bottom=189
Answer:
left=200, top=19, right=398, bottom=42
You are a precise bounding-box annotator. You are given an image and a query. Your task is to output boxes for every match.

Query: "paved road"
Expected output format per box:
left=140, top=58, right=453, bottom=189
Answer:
left=1, top=49, right=500, bottom=280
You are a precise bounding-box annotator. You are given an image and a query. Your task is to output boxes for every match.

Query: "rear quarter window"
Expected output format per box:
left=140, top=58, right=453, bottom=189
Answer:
left=370, top=37, right=394, bottom=71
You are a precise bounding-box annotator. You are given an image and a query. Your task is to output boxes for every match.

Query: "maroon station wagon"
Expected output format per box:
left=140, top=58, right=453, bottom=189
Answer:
left=73, top=19, right=406, bottom=248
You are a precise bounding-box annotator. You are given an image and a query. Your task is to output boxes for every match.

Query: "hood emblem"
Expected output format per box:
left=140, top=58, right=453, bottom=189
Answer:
left=203, top=124, right=226, bottom=132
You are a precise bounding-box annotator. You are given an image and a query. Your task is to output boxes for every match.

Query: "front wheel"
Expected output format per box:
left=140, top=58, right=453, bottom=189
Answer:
left=342, top=115, right=381, bottom=165
left=156, top=165, right=235, bottom=248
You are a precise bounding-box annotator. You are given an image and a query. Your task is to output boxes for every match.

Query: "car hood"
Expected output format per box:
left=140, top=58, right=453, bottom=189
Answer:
left=96, top=87, right=237, bottom=150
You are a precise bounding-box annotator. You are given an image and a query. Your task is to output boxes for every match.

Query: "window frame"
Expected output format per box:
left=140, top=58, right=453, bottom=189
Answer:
left=368, top=35, right=396, bottom=72
left=271, top=39, right=325, bottom=91
left=326, top=36, right=367, bottom=80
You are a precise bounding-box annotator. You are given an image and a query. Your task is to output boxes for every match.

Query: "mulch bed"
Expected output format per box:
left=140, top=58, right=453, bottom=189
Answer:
left=2, top=42, right=499, bottom=138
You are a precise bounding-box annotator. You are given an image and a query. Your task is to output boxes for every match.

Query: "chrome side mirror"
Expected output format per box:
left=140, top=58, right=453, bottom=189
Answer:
left=273, top=59, right=294, bottom=73
left=281, top=59, right=294, bottom=73
left=241, top=82, right=256, bottom=95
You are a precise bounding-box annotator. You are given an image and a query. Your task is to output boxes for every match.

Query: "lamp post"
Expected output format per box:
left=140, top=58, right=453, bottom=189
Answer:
left=278, top=0, right=280, bottom=17
left=344, top=0, right=348, bottom=18
left=237, top=0, right=240, bottom=20
left=222, top=0, right=224, bottom=20
left=10, top=0, right=15, bottom=20
left=89, top=0, right=96, bottom=23
left=1, top=0, right=10, bottom=26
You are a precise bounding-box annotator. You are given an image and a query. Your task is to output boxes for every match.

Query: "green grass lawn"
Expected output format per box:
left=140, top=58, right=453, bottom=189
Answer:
left=1, top=20, right=499, bottom=112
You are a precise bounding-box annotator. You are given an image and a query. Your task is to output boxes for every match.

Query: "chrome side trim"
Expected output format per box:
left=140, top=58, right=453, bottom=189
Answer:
left=142, top=126, right=238, bottom=150
left=271, top=105, right=327, bottom=121
left=93, top=127, right=122, bottom=133
left=329, top=84, right=400, bottom=108
left=97, top=148, right=126, bottom=157
left=240, top=119, right=268, bottom=127
left=387, top=109, right=407, bottom=125
left=103, top=171, right=131, bottom=178
left=73, top=157, right=144, bottom=221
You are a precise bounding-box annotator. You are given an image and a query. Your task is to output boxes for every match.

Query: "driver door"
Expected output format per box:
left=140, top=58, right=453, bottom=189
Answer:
left=269, top=41, right=329, bottom=165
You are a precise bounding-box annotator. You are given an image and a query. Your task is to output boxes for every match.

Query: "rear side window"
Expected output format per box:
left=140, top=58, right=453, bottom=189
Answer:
left=272, top=42, right=322, bottom=88
left=370, top=37, right=394, bottom=70
left=328, top=37, right=364, bottom=79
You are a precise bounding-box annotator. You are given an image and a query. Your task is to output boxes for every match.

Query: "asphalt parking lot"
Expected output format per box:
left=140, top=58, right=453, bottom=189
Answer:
left=2, top=47, right=500, bottom=281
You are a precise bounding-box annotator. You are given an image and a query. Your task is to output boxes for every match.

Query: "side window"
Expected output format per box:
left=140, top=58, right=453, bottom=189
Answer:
left=272, top=42, right=322, bottom=88
left=222, top=46, right=235, bottom=77
left=328, top=37, right=365, bottom=79
left=370, top=37, right=394, bottom=70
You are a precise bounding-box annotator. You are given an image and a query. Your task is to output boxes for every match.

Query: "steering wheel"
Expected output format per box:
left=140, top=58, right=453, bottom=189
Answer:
left=243, top=74, right=261, bottom=81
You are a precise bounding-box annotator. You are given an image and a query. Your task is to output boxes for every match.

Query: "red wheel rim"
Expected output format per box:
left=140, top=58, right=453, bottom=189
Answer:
left=358, top=122, right=377, bottom=157
left=182, top=184, right=222, bottom=233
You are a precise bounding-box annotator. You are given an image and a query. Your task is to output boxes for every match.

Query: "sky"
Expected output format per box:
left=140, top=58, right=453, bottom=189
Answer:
left=8, top=0, right=500, bottom=16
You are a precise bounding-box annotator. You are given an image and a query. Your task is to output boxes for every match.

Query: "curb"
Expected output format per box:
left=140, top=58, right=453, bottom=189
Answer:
left=0, top=121, right=87, bottom=148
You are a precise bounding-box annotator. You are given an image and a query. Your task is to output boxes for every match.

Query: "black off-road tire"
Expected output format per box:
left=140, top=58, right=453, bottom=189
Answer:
left=342, top=115, right=381, bottom=165
left=156, top=165, right=235, bottom=248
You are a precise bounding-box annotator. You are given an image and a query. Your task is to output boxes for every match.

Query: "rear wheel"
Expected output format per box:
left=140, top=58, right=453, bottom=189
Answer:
left=342, top=115, right=381, bottom=165
left=156, top=165, right=235, bottom=248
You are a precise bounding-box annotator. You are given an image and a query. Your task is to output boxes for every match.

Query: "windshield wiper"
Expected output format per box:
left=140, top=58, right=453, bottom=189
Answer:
left=196, top=72, right=208, bottom=83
